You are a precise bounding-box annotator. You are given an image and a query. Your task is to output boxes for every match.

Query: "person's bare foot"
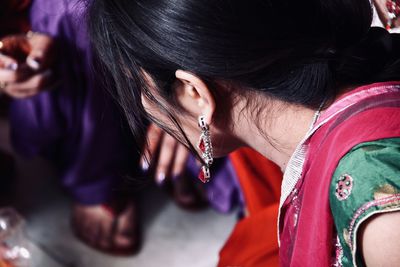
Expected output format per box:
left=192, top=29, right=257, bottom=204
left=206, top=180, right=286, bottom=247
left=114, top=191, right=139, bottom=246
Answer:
left=71, top=200, right=140, bottom=255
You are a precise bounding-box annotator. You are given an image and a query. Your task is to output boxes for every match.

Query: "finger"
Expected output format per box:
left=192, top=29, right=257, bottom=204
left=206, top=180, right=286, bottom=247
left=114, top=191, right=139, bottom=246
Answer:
left=171, top=143, right=190, bottom=178
left=5, top=70, right=52, bottom=98
left=0, top=64, right=32, bottom=83
left=87, top=220, right=101, bottom=246
left=0, top=53, right=18, bottom=70
left=72, top=210, right=96, bottom=245
left=0, top=63, right=33, bottom=83
left=9, top=79, right=59, bottom=98
left=26, top=33, right=55, bottom=70
left=26, top=56, right=41, bottom=71
left=155, top=133, right=178, bottom=185
left=113, top=204, right=137, bottom=249
left=394, top=17, right=400, bottom=28
left=97, top=216, right=113, bottom=250
left=2, top=87, right=38, bottom=98
left=0, top=69, right=19, bottom=83
left=373, top=0, right=390, bottom=26
left=140, top=124, right=163, bottom=171
left=10, top=69, right=52, bottom=90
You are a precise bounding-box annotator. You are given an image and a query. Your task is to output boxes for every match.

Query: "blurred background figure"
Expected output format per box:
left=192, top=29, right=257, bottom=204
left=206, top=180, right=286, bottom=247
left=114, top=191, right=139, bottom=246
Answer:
left=0, top=0, right=140, bottom=254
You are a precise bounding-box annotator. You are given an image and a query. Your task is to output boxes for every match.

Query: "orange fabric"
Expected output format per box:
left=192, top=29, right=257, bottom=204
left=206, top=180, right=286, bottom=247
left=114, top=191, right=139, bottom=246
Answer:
left=229, top=148, right=282, bottom=215
left=218, top=148, right=282, bottom=267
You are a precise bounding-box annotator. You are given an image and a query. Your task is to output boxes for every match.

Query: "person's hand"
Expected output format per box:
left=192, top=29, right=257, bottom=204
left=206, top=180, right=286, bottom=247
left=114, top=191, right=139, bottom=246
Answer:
left=140, top=123, right=191, bottom=185
left=140, top=124, right=208, bottom=209
left=374, top=0, right=400, bottom=29
left=0, top=32, right=57, bottom=98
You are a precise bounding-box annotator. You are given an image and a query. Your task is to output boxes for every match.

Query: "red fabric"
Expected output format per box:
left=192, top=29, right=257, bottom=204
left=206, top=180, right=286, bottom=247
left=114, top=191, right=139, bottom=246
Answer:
left=218, top=148, right=282, bottom=267
left=280, top=83, right=400, bottom=266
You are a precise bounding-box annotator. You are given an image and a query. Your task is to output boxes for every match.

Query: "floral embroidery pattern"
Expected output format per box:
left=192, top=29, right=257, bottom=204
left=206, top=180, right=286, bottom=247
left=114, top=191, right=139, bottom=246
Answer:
left=335, top=174, right=353, bottom=201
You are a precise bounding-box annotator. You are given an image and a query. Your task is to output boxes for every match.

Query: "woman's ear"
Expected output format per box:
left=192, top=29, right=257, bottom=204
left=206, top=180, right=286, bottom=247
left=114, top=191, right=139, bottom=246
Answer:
left=175, top=70, right=216, bottom=125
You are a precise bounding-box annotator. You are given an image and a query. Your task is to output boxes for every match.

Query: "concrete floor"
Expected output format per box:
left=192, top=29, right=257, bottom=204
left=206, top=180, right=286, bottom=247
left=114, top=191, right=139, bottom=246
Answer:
left=0, top=118, right=237, bottom=267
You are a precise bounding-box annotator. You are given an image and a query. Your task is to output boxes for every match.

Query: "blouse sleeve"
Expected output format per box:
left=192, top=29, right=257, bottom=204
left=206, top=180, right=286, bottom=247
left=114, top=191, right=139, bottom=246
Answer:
left=329, top=138, right=400, bottom=267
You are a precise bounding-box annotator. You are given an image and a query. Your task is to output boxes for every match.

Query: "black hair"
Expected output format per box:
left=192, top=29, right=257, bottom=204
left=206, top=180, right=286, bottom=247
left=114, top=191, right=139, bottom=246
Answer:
left=88, top=0, right=400, bottom=154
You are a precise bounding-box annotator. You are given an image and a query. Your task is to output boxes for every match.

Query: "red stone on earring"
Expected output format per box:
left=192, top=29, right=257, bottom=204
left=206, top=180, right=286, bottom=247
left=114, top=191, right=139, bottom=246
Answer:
left=198, top=138, right=206, bottom=153
left=198, top=169, right=206, bottom=183
left=198, top=166, right=210, bottom=183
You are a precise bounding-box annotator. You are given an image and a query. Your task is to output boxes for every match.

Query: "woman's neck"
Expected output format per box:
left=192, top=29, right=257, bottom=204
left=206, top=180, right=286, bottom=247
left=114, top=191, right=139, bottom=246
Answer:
left=234, top=98, right=317, bottom=172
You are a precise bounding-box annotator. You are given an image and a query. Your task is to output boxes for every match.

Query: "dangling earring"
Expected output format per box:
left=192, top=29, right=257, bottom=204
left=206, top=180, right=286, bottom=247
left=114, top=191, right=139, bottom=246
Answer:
left=197, top=115, right=213, bottom=183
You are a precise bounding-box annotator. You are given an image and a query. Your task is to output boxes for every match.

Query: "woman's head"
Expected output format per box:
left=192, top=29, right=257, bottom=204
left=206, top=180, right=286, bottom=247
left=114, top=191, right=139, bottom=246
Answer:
left=89, top=0, right=400, bottom=158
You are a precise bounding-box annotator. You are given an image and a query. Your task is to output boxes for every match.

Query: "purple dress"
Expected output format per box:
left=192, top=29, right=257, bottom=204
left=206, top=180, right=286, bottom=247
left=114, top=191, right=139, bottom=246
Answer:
left=9, top=0, right=138, bottom=204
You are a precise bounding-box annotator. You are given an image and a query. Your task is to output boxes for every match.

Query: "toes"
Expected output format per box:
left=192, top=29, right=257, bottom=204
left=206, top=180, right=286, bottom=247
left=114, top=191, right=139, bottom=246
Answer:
left=71, top=202, right=140, bottom=254
left=71, top=205, right=114, bottom=250
left=96, top=218, right=114, bottom=250
left=113, top=233, right=135, bottom=248
left=87, top=222, right=101, bottom=246
left=113, top=203, right=139, bottom=250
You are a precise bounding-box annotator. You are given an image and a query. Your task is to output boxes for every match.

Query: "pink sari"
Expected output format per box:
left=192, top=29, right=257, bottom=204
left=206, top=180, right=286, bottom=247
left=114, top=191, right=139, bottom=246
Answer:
left=279, top=82, right=400, bottom=266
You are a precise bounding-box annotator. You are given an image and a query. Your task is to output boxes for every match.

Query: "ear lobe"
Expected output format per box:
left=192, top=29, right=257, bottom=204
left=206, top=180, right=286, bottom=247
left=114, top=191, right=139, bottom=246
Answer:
left=175, top=70, right=215, bottom=125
